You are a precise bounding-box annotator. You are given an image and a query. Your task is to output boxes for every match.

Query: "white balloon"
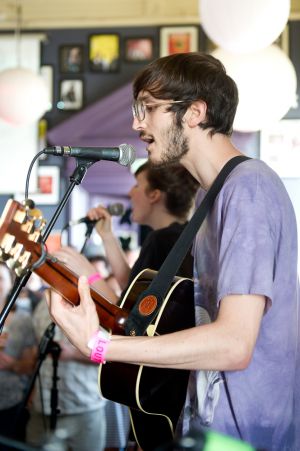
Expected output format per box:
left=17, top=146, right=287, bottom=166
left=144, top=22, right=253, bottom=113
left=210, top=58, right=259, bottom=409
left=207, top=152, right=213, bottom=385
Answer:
left=200, top=0, right=290, bottom=54
left=0, top=67, right=49, bottom=126
left=212, top=46, right=297, bottom=132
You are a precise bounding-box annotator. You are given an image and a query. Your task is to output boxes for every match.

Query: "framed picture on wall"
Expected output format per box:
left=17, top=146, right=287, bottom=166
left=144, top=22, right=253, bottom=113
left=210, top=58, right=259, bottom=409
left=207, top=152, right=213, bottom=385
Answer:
left=59, top=44, right=84, bottom=73
left=160, top=26, right=198, bottom=57
left=15, top=166, right=60, bottom=205
left=58, top=79, right=83, bottom=110
left=124, top=37, right=154, bottom=62
left=89, top=34, right=120, bottom=72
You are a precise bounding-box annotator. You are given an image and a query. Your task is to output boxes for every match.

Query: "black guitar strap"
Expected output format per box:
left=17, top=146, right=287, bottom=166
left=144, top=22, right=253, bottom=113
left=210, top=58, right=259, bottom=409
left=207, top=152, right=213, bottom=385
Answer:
left=125, top=155, right=251, bottom=337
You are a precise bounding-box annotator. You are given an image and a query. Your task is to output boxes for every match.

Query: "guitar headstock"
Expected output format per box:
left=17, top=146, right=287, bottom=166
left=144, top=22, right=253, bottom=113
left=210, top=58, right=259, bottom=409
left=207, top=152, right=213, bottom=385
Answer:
left=0, top=199, right=47, bottom=277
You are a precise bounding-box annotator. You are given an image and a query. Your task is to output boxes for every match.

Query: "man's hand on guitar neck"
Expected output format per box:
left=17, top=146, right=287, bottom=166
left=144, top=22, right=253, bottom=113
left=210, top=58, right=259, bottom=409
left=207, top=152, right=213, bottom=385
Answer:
left=46, top=277, right=100, bottom=359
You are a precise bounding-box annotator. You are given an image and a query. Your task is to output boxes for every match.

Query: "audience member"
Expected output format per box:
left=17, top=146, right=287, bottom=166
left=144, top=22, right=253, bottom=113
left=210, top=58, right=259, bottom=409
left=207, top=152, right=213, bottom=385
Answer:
left=26, top=292, right=106, bottom=451
left=88, top=161, right=198, bottom=290
left=0, top=263, right=36, bottom=448
left=56, top=162, right=198, bottom=297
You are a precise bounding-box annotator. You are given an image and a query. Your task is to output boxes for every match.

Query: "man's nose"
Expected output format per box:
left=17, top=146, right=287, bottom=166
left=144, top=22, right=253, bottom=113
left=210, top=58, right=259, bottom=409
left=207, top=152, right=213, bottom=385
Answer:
left=132, top=116, right=145, bottom=131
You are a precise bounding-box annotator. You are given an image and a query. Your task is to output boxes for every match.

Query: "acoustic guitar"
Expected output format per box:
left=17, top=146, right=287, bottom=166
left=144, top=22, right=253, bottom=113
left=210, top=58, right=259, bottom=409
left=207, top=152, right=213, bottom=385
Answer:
left=0, top=199, right=195, bottom=450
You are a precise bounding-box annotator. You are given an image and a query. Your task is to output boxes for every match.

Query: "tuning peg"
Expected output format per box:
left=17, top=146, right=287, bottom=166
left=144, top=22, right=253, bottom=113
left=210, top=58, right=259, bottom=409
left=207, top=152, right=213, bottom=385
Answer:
left=0, top=233, right=16, bottom=259
left=21, top=198, right=44, bottom=222
left=22, top=198, right=35, bottom=209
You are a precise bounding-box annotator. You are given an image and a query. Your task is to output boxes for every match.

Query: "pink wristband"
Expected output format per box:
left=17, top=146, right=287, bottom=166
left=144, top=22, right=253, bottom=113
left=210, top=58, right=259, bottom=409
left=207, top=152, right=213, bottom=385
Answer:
left=87, top=273, right=102, bottom=285
left=87, top=330, right=110, bottom=364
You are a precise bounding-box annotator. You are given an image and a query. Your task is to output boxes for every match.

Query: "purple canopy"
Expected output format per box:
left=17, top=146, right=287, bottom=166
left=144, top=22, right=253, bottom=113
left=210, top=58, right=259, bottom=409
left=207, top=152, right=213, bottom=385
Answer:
left=47, top=83, right=147, bottom=196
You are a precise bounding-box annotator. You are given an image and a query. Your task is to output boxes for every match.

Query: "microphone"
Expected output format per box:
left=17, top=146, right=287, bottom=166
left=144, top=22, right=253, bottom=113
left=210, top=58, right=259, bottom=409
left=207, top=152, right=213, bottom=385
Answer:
left=43, top=143, right=136, bottom=167
left=67, top=203, right=125, bottom=227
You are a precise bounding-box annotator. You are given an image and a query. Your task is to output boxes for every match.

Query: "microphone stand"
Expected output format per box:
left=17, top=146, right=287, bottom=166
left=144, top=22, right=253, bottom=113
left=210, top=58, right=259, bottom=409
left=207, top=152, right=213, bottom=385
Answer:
left=49, top=339, right=61, bottom=431
left=80, top=221, right=95, bottom=254
left=61, top=219, right=95, bottom=255
left=0, top=157, right=96, bottom=329
left=13, top=322, right=61, bottom=438
left=19, top=324, right=58, bottom=407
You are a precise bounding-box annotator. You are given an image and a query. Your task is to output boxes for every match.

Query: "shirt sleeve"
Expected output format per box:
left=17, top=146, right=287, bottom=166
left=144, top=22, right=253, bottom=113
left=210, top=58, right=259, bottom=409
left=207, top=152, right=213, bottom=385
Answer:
left=217, top=176, right=276, bottom=308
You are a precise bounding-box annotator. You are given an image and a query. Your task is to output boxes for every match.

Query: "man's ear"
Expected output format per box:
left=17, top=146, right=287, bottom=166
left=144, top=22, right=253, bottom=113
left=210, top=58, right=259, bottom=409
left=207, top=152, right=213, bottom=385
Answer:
left=185, top=100, right=207, bottom=128
left=147, top=188, right=161, bottom=204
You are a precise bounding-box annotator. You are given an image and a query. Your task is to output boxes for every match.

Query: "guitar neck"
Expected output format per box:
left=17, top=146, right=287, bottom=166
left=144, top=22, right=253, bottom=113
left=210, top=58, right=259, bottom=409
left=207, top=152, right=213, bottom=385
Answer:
left=35, top=257, right=128, bottom=334
left=0, top=199, right=128, bottom=334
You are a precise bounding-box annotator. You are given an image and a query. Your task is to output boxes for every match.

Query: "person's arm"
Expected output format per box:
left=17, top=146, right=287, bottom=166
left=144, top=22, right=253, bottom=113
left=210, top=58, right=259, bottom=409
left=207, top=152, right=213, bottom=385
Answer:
left=47, top=276, right=266, bottom=372
left=87, top=205, right=131, bottom=289
left=0, top=350, right=15, bottom=370
left=12, top=346, right=37, bottom=374
left=53, top=246, right=119, bottom=303
left=0, top=346, right=37, bottom=374
left=0, top=315, right=37, bottom=373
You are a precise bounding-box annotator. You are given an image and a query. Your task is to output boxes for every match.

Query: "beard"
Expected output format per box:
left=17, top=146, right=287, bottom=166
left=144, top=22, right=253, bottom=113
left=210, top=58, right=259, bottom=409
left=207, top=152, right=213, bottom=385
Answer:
left=149, top=119, right=189, bottom=169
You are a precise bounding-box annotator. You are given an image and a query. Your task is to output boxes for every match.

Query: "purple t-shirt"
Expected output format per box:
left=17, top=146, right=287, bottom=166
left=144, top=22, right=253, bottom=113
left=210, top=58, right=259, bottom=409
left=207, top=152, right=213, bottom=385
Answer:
left=183, top=159, right=299, bottom=450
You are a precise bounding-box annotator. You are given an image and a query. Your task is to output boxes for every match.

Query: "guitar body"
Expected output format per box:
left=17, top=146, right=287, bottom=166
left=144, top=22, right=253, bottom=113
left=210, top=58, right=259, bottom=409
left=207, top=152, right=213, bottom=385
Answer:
left=0, top=201, right=195, bottom=450
left=99, top=269, right=195, bottom=450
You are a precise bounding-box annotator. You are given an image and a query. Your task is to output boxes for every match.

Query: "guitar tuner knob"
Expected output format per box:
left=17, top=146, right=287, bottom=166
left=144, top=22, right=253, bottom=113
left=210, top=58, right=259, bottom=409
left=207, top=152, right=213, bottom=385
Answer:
left=21, top=222, right=35, bottom=234
left=1, top=233, right=16, bottom=256
left=0, top=250, right=9, bottom=261
left=29, top=208, right=43, bottom=220
left=22, top=198, right=35, bottom=209
left=7, top=257, right=20, bottom=271
left=15, top=266, right=27, bottom=277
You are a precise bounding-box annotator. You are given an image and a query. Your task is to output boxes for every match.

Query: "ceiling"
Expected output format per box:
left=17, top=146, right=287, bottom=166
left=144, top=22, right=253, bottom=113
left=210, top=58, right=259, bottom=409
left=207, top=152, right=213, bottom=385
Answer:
left=0, top=0, right=299, bottom=30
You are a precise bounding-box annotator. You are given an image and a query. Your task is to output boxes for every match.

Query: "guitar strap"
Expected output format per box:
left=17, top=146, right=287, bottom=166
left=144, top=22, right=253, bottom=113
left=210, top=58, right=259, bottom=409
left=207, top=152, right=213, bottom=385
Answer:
left=125, top=155, right=251, bottom=337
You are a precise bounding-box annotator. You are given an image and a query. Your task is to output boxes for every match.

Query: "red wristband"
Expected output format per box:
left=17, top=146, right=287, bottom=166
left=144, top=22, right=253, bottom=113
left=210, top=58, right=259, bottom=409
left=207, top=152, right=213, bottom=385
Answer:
left=87, top=273, right=102, bottom=285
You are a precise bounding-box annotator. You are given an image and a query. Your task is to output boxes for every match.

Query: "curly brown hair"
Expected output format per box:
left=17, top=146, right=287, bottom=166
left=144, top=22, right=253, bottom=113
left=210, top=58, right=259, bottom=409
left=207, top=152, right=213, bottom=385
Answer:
left=135, top=161, right=199, bottom=220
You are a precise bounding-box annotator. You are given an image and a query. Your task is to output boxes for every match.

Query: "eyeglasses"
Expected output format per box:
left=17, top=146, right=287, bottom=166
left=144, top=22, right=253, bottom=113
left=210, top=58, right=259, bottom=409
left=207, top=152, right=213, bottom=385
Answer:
left=132, top=100, right=188, bottom=122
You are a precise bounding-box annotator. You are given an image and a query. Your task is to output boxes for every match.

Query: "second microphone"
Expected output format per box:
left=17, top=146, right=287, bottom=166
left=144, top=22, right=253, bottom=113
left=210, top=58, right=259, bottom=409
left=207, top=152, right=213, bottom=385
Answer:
left=68, top=203, right=124, bottom=227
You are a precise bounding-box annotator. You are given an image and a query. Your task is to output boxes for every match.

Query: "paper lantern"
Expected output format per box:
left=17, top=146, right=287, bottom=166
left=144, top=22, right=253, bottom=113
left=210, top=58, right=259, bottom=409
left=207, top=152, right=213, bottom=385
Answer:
left=212, top=45, right=297, bottom=132
left=200, top=0, right=290, bottom=54
left=0, top=67, right=50, bottom=126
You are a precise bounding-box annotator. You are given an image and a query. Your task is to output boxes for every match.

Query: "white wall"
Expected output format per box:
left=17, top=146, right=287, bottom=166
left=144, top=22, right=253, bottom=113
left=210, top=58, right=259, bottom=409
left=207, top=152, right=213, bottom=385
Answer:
left=0, top=35, right=44, bottom=194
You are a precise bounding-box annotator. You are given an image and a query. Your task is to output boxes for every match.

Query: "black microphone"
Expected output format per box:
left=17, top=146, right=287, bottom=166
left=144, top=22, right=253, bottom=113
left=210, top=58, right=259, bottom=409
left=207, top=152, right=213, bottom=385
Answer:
left=67, top=203, right=125, bottom=227
left=43, top=143, right=136, bottom=167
